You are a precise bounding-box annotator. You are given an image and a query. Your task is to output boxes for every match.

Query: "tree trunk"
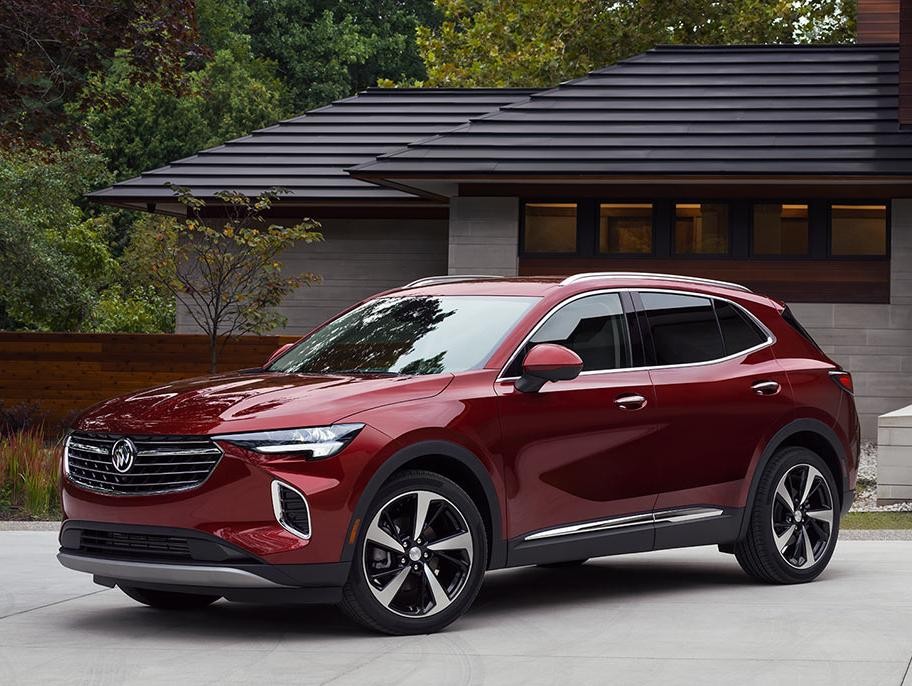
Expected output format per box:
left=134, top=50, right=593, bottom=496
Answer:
left=209, top=334, right=218, bottom=374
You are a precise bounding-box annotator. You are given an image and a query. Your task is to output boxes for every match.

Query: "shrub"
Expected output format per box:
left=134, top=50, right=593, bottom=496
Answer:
left=0, top=427, right=60, bottom=519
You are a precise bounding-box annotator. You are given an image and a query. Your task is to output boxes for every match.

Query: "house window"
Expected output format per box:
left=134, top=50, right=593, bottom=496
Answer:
left=523, top=203, right=577, bottom=253
left=753, top=204, right=809, bottom=256
left=830, top=204, right=887, bottom=256
left=599, top=204, right=653, bottom=254
left=674, top=203, right=729, bottom=255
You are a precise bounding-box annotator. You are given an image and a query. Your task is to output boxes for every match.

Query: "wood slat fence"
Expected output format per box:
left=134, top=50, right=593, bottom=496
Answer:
left=0, top=332, right=298, bottom=428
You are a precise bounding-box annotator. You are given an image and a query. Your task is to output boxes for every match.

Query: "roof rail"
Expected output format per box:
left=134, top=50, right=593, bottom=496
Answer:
left=559, top=272, right=752, bottom=293
left=403, top=275, right=502, bottom=289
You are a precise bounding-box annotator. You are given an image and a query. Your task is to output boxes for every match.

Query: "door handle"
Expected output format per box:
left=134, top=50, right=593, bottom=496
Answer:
left=615, top=393, right=647, bottom=410
left=751, top=380, right=781, bottom=396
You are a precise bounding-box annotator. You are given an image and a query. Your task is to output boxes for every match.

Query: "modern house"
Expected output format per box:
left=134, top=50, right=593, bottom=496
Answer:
left=90, top=0, right=912, bottom=438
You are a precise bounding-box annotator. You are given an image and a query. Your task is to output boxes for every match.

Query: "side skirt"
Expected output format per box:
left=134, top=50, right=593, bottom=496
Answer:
left=507, top=506, right=744, bottom=567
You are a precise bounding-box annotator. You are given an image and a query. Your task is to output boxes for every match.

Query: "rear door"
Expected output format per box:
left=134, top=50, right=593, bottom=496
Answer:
left=637, top=291, right=793, bottom=526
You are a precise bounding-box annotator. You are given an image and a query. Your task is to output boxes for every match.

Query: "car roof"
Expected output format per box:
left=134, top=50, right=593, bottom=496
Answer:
left=379, top=273, right=764, bottom=301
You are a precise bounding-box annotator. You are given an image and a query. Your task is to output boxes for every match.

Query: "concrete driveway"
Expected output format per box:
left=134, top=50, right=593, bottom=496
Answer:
left=1, top=531, right=910, bottom=686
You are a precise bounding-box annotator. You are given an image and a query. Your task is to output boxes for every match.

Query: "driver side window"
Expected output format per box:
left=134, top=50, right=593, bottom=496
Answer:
left=506, top=293, right=632, bottom=377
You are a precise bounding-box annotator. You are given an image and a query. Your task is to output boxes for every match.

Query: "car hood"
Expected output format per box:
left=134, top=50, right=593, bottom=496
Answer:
left=74, top=371, right=454, bottom=435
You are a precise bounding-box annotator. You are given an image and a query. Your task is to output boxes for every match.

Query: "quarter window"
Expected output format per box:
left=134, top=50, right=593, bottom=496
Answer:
left=641, top=292, right=723, bottom=365
left=714, top=301, right=767, bottom=355
left=509, top=293, right=631, bottom=375
left=523, top=203, right=577, bottom=253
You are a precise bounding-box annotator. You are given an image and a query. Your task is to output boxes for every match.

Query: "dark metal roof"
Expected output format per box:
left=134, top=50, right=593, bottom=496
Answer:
left=88, top=88, right=534, bottom=209
left=353, top=45, right=912, bottom=188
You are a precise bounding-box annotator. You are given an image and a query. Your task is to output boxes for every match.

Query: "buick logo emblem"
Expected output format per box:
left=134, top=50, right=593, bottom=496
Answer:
left=111, top=438, right=137, bottom=473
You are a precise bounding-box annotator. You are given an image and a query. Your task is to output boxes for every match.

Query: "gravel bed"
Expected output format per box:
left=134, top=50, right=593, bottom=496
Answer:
left=851, top=442, right=912, bottom=512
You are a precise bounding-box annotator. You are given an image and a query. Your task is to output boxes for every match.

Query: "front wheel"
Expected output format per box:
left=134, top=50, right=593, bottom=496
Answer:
left=735, top=446, right=839, bottom=584
left=120, top=586, right=220, bottom=610
left=340, top=470, right=487, bottom=635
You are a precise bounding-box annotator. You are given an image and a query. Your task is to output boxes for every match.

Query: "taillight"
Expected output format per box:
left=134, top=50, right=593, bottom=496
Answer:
left=829, top=370, right=854, bottom=395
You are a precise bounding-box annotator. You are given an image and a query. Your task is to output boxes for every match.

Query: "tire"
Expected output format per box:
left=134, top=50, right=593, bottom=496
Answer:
left=735, top=446, right=840, bottom=584
left=537, top=559, right=588, bottom=569
left=120, top=586, right=220, bottom=610
left=340, top=469, right=487, bottom=635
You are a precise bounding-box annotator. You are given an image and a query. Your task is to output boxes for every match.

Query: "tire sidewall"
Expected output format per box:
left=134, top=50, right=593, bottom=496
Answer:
left=756, top=447, right=841, bottom=581
left=345, top=470, right=488, bottom=634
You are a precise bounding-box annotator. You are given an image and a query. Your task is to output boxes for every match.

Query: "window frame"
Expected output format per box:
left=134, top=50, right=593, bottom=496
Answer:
left=826, top=201, right=891, bottom=260
left=496, top=288, right=774, bottom=381
left=671, top=201, right=733, bottom=259
left=748, top=201, right=813, bottom=259
left=519, top=200, right=581, bottom=256
left=595, top=201, right=658, bottom=257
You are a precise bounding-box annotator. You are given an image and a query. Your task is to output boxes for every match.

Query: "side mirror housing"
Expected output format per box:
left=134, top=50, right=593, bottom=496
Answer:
left=515, top=343, right=583, bottom=393
left=264, top=342, right=294, bottom=368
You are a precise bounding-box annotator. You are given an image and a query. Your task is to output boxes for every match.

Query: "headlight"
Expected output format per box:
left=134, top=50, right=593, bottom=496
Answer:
left=213, top=423, right=364, bottom=458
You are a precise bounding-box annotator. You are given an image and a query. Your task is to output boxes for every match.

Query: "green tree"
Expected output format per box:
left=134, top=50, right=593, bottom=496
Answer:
left=416, top=0, right=857, bottom=87
left=76, top=45, right=287, bottom=179
left=148, top=186, right=323, bottom=371
left=248, top=0, right=439, bottom=112
left=0, top=146, right=117, bottom=330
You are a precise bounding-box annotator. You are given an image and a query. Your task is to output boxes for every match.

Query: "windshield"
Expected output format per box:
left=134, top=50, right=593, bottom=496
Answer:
left=269, top=295, right=538, bottom=376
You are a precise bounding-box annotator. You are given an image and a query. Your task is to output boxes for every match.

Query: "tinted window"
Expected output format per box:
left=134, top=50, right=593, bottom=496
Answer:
left=508, top=293, right=631, bottom=375
left=271, top=295, right=537, bottom=376
left=523, top=203, right=577, bottom=253
left=642, top=293, right=723, bottom=365
left=715, top=301, right=767, bottom=355
left=830, top=204, right=887, bottom=256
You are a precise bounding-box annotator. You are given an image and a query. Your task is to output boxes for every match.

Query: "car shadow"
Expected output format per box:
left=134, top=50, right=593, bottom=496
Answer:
left=61, top=552, right=842, bottom=638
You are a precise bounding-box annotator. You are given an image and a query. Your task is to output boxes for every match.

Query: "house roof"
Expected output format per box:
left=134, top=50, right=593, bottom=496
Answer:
left=353, top=45, right=912, bottom=196
left=87, top=88, right=534, bottom=212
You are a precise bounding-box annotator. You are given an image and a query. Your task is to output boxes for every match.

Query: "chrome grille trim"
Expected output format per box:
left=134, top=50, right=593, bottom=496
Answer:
left=64, top=432, right=222, bottom=496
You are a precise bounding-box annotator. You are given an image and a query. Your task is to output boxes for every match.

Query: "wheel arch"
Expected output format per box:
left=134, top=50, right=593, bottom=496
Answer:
left=739, top=419, right=848, bottom=539
left=343, top=440, right=506, bottom=570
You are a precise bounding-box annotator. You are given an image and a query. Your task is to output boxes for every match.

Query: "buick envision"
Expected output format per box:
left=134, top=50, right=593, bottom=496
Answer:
left=58, top=273, right=858, bottom=634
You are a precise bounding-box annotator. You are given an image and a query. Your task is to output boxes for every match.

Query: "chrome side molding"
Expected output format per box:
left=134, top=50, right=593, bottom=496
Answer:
left=524, top=507, right=725, bottom=542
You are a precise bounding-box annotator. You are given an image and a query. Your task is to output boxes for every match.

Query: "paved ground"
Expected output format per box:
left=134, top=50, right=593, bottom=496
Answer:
left=1, top=532, right=911, bottom=686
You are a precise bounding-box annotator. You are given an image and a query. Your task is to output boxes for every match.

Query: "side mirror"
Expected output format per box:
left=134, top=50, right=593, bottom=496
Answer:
left=265, top=342, right=294, bottom=367
left=515, top=344, right=583, bottom=393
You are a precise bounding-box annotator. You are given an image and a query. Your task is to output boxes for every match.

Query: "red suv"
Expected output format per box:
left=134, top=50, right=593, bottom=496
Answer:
left=58, top=273, right=859, bottom=634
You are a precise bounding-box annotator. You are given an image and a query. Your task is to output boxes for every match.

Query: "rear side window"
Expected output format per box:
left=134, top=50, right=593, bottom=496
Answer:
left=642, top=293, right=723, bottom=364
left=714, top=301, right=767, bottom=355
left=507, top=293, right=631, bottom=375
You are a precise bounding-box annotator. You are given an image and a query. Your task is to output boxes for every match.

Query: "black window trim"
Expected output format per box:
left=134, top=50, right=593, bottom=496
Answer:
left=496, top=287, right=775, bottom=381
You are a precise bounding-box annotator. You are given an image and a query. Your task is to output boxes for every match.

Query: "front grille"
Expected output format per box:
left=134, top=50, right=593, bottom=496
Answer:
left=65, top=432, right=222, bottom=495
left=78, top=529, right=192, bottom=560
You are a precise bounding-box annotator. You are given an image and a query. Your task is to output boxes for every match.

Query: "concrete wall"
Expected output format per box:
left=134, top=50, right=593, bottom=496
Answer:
left=877, top=404, right=912, bottom=504
left=448, top=197, right=519, bottom=276
left=176, top=217, right=448, bottom=335
left=791, top=199, right=912, bottom=440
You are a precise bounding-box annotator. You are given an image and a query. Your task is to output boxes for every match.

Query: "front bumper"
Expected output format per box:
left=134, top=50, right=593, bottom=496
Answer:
left=57, top=521, right=347, bottom=603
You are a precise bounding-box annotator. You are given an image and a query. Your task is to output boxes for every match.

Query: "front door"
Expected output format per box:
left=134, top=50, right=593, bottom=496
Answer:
left=495, top=291, right=663, bottom=564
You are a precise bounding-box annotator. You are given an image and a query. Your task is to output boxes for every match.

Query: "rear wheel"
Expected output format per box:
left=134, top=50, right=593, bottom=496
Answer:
left=735, top=446, right=839, bottom=584
left=340, top=470, right=487, bottom=635
left=120, top=586, right=220, bottom=610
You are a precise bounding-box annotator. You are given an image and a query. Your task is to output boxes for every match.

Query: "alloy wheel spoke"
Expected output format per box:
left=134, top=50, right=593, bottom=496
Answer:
left=801, top=527, right=817, bottom=568
left=423, top=565, right=453, bottom=612
left=375, top=566, right=410, bottom=607
left=776, top=481, right=795, bottom=513
left=427, top=531, right=473, bottom=562
left=799, top=466, right=823, bottom=507
left=806, top=508, right=833, bottom=527
left=775, top=524, right=797, bottom=553
left=366, top=520, right=405, bottom=553
left=413, top=491, right=434, bottom=541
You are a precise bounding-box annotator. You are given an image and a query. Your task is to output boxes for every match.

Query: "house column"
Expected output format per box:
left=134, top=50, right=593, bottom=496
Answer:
left=448, top=197, right=519, bottom=276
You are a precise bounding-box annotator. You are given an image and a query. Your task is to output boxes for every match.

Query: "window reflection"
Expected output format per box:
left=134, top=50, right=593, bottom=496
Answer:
left=831, top=204, right=887, bottom=256
left=675, top=203, right=729, bottom=255
left=599, top=204, right=653, bottom=254
left=524, top=203, right=577, bottom=253
left=753, top=204, right=809, bottom=256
